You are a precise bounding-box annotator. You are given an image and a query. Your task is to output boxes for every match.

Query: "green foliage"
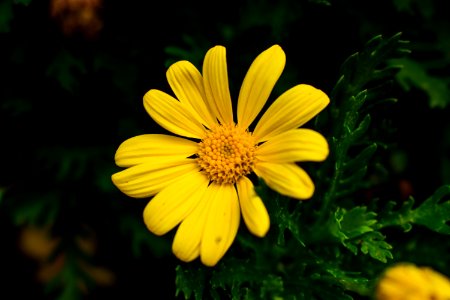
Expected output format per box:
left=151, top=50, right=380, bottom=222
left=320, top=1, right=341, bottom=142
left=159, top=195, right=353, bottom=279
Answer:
left=337, top=206, right=378, bottom=240
left=210, top=258, right=285, bottom=299
left=176, top=257, right=289, bottom=300
left=46, top=49, right=86, bottom=92
left=331, top=33, right=410, bottom=100
left=0, top=0, right=32, bottom=32
left=380, top=185, right=450, bottom=234
left=327, top=206, right=393, bottom=263
left=390, top=58, right=450, bottom=108
left=10, top=192, right=60, bottom=226
left=319, top=33, right=409, bottom=219
left=359, top=232, right=393, bottom=263
left=393, top=0, right=434, bottom=17
left=390, top=1, right=450, bottom=109
left=0, top=0, right=13, bottom=33
left=176, top=265, right=207, bottom=300
left=312, top=267, right=371, bottom=298
left=255, top=180, right=305, bottom=246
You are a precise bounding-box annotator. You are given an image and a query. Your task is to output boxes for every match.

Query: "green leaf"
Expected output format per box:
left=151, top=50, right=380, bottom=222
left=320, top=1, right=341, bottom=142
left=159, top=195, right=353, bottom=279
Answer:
left=348, top=114, right=371, bottom=142
left=326, top=206, right=393, bottom=262
left=0, top=1, right=13, bottom=33
left=342, top=143, right=377, bottom=172
left=413, top=186, right=450, bottom=234
left=339, top=207, right=377, bottom=239
left=176, top=257, right=285, bottom=300
left=328, top=206, right=376, bottom=244
left=393, top=0, right=413, bottom=11
left=318, top=33, right=410, bottom=217
left=359, top=231, right=393, bottom=263
left=338, top=166, right=368, bottom=188
left=320, top=267, right=372, bottom=296
left=46, top=49, right=86, bottom=92
left=393, top=0, right=434, bottom=17
left=390, top=58, right=450, bottom=108
left=211, top=261, right=284, bottom=300
left=11, top=192, right=60, bottom=226
left=380, top=185, right=450, bottom=234
left=332, top=32, right=410, bottom=99
left=175, top=265, right=207, bottom=300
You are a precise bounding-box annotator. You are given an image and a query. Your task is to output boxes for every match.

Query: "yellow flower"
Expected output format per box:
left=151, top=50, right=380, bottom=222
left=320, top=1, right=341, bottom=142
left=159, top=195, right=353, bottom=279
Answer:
left=376, top=263, right=450, bottom=300
left=112, top=45, right=330, bottom=266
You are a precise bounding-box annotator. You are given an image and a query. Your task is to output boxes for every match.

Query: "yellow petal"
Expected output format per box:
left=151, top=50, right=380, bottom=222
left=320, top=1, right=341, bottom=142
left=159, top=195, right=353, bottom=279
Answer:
left=111, top=158, right=198, bottom=198
left=202, top=46, right=233, bottom=125
left=237, top=45, right=285, bottom=129
left=143, top=171, right=209, bottom=236
left=253, top=84, right=330, bottom=143
left=115, top=134, right=199, bottom=167
left=166, top=61, right=217, bottom=128
left=253, top=162, right=314, bottom=199
left=172, top=185, right=213, bottom=262
left=143, top=89, right=206, bottom=139
left=200, top=183, right=240, bottom=267
left=256, top=129, right=329, bottom=163
left=236, top=176, right=270, bottom=237
left=423, top=267, right=450, bottom=296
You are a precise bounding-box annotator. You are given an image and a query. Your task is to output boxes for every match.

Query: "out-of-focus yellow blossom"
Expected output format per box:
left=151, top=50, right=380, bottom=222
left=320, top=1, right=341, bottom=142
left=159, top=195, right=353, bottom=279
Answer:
left=50, top=0, right=103, bottom=39
left=18, top=224, right=115, bottom=292
left=376, top=262, right=450, bottom=300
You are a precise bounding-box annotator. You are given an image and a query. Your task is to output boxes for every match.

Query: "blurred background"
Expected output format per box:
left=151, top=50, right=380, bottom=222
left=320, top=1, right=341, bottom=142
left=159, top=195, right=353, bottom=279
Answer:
left=1, top=0, right=449, bottom=299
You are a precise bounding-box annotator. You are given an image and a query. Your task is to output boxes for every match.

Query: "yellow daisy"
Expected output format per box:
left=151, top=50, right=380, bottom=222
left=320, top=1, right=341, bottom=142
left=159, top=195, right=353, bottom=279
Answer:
left=376, top=263, right=450, bottom=300
left=112, top=45, right=330, bottom=266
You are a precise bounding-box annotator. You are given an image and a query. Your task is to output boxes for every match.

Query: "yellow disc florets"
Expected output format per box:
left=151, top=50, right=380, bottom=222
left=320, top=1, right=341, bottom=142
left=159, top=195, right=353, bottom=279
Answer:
left=197, top=124, right=256, bottom=184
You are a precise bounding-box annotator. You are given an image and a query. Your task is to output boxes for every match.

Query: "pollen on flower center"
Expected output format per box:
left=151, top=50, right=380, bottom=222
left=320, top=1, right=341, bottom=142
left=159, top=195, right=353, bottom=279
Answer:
left=197, top=124, right=256, bottom=184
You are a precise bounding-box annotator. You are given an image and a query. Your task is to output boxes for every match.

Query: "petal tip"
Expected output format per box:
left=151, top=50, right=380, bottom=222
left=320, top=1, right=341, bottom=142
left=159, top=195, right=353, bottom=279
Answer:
left=296, top=185, right=315, bottom=200
left=251, top=223, right=270, bottom=238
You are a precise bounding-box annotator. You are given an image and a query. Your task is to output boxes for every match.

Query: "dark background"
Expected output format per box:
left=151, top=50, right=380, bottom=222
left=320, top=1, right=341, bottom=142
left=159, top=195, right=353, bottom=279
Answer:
left=1, top=0, right=449, bottom=299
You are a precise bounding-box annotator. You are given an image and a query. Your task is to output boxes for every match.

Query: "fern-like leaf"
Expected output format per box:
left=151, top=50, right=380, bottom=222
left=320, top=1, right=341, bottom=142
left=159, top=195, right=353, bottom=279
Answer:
left=379, top=185, right=450, bottom=234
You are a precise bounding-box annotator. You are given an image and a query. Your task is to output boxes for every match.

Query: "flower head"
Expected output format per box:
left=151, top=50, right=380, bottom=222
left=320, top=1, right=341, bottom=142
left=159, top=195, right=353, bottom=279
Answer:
left=112, top=45, right=330, bottom=266
left=376, top=263, right=450, bottom=300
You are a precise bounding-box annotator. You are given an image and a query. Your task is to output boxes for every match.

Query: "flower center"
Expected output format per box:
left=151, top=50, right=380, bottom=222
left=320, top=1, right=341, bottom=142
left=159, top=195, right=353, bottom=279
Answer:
left=197, top=124, right=256, bottom=184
